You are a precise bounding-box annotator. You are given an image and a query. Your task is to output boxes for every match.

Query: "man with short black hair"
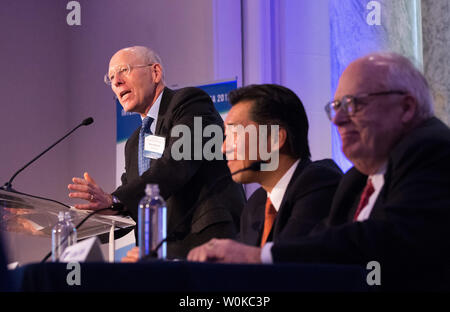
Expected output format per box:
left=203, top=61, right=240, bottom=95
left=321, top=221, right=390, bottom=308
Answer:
left=189, top=84, right=342, bottom=250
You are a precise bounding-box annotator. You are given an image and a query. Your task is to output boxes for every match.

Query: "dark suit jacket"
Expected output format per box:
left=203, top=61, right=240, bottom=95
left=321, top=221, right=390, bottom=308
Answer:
left=271, top=118, right=450, bottom=289
left=113, top=87, right=245, bottom=259
left=239, top=159, right=342, bottom=246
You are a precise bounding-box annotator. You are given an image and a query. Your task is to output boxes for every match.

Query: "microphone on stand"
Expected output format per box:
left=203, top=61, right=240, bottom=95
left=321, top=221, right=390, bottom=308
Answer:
left=146, top=160, right=265, bottom=259
left=1, top=117, right=94, bottom=192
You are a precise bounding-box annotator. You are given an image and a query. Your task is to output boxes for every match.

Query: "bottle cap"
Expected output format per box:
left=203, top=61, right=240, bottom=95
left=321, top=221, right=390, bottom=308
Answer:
left=145, top=184, right=160, bottom=196
left=58, top=211, right=65, bottom=221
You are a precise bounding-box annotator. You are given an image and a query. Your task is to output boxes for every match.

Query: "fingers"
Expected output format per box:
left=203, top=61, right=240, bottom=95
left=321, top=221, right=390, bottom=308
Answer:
left=68, top=192, right=93, bottom=201
left=68, top=173, right=100, bottom=203
left=73, top=203, right=97, bottom=210
left=121, top=247, right=139, bottom=263
left=67, top=184, right=89, bottom=192
left=84, top=172, right=97, bottom=185
left=71, top=177, right=88, bottom=186
left=187, top=239, right=221, bottom=262
left=128, top=247, right=139, bottom=258
left=68, top=179, right=90, bottom=197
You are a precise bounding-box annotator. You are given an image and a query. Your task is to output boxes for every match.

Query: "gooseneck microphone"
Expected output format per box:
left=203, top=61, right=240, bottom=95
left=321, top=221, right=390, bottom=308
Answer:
left=2, top=117, right=94, bottom=191
left=146, top=160, right=265, bottom=259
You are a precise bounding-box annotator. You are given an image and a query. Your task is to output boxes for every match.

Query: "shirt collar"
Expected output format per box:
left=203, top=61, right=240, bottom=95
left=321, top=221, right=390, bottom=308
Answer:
left=141, top=90, right=163, bottom=133
left=369, top=162, right=387, bottom=180
left=267, top=159, right=300, bottom=212
left=368, top=161, right=387, bottom=200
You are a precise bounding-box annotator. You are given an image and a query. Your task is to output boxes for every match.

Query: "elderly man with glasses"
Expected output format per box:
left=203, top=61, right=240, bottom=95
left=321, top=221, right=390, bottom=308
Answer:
left=187, top=52, right=450, bottom=290
left=68, top=46, right=245, bottom=259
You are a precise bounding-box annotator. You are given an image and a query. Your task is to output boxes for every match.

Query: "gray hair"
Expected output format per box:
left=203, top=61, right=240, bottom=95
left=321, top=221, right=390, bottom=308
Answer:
left=365, top=52, right=434, bottom=121
left=127, top=46, right=165, bottom=82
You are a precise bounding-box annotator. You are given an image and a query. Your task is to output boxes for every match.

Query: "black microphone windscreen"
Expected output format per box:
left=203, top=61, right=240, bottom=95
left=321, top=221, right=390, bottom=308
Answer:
left=248, top=161, right=264, bottom=171
left=82, top=117, right=94, bottom=126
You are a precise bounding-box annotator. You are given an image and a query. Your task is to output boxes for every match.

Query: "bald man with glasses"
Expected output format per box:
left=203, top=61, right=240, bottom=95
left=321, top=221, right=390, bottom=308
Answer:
left=68, top=46, right=245, bottom=259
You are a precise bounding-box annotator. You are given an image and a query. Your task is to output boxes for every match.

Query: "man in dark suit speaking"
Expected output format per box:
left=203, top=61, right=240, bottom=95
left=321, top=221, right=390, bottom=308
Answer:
left=68, top=46, right=245, bottom=259
left=187, top=53, right=450, bottom=289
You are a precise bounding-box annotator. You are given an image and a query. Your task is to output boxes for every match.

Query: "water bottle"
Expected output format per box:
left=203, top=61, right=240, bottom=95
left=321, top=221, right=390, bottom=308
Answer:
left=51, top=211, right=77, bottom=262
left=64, top=211, right=77, bottom=246
left=138, top=184, right=167, bottom=260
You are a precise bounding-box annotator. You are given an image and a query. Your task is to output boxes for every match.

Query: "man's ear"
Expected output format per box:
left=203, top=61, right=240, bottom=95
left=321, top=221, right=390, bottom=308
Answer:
left=152, top=63, right=163, bottom=84
left=269, top=126, right=287, bottom=152
left=401, top=94, right=418, bottom=124
left=278, top=127, right=287, bottom=150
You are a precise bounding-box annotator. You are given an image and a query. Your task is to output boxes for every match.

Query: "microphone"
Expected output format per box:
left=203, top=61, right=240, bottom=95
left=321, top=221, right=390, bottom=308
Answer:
left=81, top=117, right=94, bottom=126
left=2, top=117, right=94, bottom=191
left=145, top=160, right=265, bottom=260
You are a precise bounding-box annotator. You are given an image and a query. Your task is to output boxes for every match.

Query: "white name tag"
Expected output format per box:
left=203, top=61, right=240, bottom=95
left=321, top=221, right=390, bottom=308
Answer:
left=144, top=134, right=165, bottom=159
left=59, top=237, right=104, bottom=263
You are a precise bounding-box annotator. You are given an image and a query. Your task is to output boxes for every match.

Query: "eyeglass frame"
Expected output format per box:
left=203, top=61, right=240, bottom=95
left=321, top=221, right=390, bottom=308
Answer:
left=324, top=90, right=407, bottom=121
left=104, top=63, right=155, bottom=85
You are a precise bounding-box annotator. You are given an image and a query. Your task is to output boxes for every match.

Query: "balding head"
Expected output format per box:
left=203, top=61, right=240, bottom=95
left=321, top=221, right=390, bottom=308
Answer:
left=108, top=46, right=165, bottom=116
left=344, top=52, right=433, bottom=122
left=332, top=52, right=434, bottom=175
left=110, top=46, right=165, bottom=82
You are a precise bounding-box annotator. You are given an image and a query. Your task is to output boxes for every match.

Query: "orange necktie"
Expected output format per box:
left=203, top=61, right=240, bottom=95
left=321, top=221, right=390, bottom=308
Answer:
left=260, top=197, right=277, bottom=247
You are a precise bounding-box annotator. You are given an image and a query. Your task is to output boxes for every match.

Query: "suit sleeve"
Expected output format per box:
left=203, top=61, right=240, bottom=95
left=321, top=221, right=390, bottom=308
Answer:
left=113, top=88, right=222, bottom=218
left=271, top=136, right=450, bottom=266
left=275, top=162, right=342, bottom=242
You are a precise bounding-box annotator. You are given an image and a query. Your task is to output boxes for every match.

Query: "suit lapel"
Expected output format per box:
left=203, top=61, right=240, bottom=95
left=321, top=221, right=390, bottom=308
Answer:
left=154, top=87, right=174, bottom=135
left=126, top=88, right=174, bottom=180
left=270, top=159, right=311, bottom=241
left=126, top=129, right=140, bottom=181
left=327, top=167, right=367, bottom=225
left=251, top=189, right=266, bottom=246
left=276, top=159, right=310, bottom=213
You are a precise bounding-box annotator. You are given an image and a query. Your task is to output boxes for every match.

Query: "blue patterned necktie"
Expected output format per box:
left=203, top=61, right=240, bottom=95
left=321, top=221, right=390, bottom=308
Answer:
left=138, top=116, right=154, bottom=176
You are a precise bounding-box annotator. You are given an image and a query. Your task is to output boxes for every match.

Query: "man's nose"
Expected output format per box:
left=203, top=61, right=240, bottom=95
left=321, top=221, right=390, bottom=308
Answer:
left=332, top=107, right=350, bottom=126
left=221, top=139, right=227, bottom=155
left=222, top=136, right=235, bottom=160
left=112, top=74, right=125, bottom=87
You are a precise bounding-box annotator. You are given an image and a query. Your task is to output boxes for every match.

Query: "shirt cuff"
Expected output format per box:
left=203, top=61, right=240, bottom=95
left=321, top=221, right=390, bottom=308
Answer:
left=260, top=242, right=274, bottom=264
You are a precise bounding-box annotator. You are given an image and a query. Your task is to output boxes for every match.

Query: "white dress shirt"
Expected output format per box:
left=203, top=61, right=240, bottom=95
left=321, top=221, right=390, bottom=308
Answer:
left=141, top=90, right=163, bottom=134
left=260, top=159, right=300, bottom=263
left=356, top=163, right=386, bottom=222
left=267, top=159, right=300, bottom=212
left=261, top=162, right=387, bottom=263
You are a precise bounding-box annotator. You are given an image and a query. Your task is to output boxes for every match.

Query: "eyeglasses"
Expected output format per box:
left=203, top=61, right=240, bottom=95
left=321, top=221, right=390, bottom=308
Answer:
left=324, top=90, right=407, bottom=120
left=104, top=63, right=154, bottom=85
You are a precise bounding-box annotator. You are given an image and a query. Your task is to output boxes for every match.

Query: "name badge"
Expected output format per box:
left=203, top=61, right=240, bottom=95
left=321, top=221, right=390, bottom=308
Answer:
left=60, top=237, right=104, bottom=263
left=144, top=134, right=165, bottom=159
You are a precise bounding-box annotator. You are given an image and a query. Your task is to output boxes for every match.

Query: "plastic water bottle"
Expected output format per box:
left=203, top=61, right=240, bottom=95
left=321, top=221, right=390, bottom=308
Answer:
left=64, top=211, right=77, bottom=246
left=51, top=211, right=77, bottom=262
left=138, top=184, right=167, bottom=260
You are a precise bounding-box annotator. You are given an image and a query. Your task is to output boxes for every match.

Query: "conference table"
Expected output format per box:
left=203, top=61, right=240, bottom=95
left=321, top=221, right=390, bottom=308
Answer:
left=12, top=260, right=369, bottom=292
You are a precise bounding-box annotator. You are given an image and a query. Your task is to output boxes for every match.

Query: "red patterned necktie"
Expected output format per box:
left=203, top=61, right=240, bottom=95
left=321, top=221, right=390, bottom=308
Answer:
left=353, top=178, right=375, bottom=221
left=260, top=197, right=277, bottom=247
